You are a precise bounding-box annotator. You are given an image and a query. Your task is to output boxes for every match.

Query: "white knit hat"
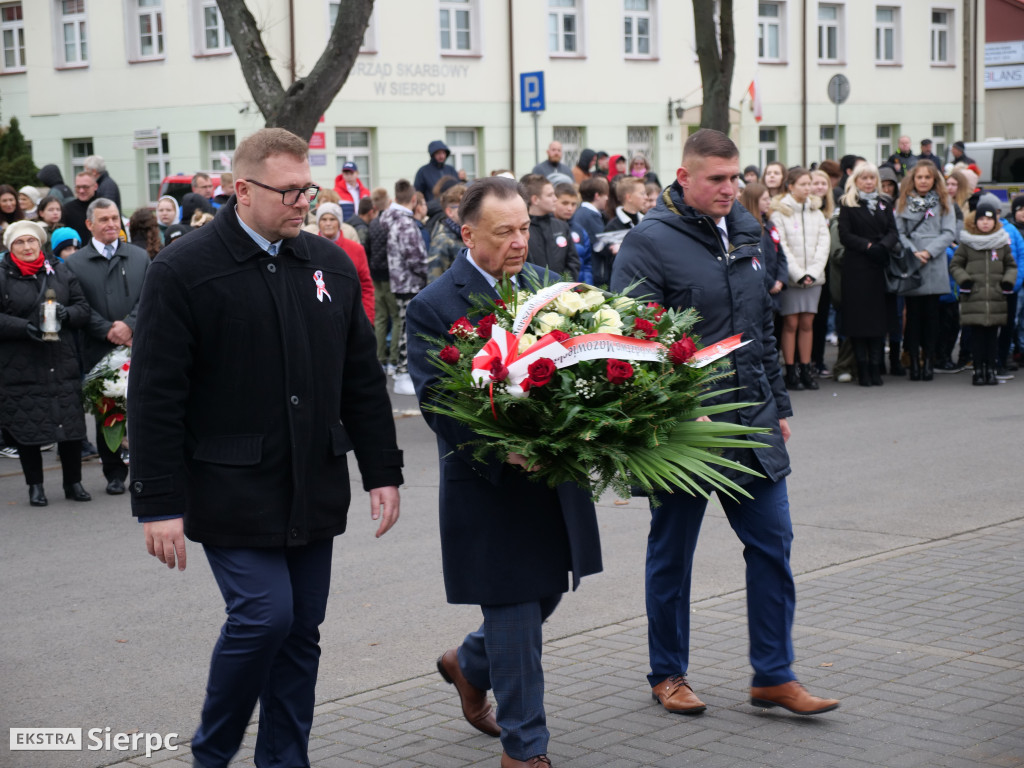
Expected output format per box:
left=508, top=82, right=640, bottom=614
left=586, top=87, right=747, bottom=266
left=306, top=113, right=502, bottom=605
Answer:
left=315, top=202, right=344, bottom=227
left=3, top=219, right=48, bottom=250
left=18, top=185, right=42, bottom=206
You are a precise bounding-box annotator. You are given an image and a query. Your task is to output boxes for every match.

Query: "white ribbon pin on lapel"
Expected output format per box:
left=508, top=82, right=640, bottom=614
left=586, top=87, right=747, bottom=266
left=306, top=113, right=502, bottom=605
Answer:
left=313, top=270, right=332, bottom=302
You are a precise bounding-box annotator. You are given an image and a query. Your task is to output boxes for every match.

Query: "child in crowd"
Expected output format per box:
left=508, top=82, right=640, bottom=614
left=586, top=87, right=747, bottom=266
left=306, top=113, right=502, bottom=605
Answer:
left=553, top=182, right=593, bottom=284
left=950, top=201, right=1017, bottom=385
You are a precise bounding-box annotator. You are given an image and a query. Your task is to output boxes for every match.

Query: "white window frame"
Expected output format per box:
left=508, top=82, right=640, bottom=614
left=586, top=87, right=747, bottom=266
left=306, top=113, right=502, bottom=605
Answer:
left=627, top=126, right=656, bottom=171
left=144, top=134, right=170, bottom=205
left=127, top=0, right=164, bottom=62
left=192, top=0, right=231, bottom=57
left=876, top=124, right=897, bottom=163
left=1, top=2, right=25, bottom=73
left=327, top=2, right=378, bottom=53
left=757, top=2, right=786, bottom=63
left=207, top=131, right=236, bottom=172
left=758, top=127, right=780, bottom=168
left=817, top=3, right=843, bottom=64
left=930, top=7, right=953, bottom=66
left=335, top=128, right=373, bottom=185
left=623, top=0, right=656, bottom=60
left=874, top=6, right=900, bottom=65
left=548, top=0, right=583, bottom=58
left=819, top=125, right=838, bottom=161
left=552, top=126, right=583, bottom=171
left=445, top=127, right=478, bottom=180
left=55, top=0, right=88, bottom=68
left=931, top=123, right=951, bottom=158
left=67, top=138, right=94, bottom=179
left=438, top=0, right=480, bottom=57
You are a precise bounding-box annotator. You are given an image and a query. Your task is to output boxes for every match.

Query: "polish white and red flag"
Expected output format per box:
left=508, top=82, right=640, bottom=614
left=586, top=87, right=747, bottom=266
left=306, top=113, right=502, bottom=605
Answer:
left=747, top=77, right=763, bottom=123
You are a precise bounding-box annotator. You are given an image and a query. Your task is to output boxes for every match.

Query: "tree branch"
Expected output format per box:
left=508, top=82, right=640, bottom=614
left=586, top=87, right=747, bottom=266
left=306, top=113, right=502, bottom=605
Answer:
left=215, top=0, right=285, bottom=119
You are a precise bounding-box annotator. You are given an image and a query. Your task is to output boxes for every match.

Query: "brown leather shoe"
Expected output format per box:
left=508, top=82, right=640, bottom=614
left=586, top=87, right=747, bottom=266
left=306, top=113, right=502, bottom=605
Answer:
left=651, top=675, right=706, bottom=714
left=500, top=753, right=552, bottom=767
left=437, top=648, right=501, bottom=737
left=750, top=681, right=839, bottom=715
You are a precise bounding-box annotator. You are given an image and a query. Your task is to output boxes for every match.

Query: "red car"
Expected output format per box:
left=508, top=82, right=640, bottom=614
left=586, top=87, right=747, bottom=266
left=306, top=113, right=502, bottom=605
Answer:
left=158, top=173, right=223, bottom=205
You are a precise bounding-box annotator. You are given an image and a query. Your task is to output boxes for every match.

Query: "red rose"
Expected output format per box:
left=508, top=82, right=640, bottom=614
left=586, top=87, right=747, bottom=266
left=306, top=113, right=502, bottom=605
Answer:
left=646, top=302, right=666, bottom=320
left=633, top=317, right=658, bottom=339
left=495, top=299, right=507, bottom=309
left=547, top=329, right=570, bottom=342
left=476, top=313, right=496, bottom=339
left=669, top=337, right=697, bottom=365
left=489, top=358, right=509, bottom=382
left=606, top=359, right=634, bottom=384
left=527, top=358, right=557, bottom=387
left=439, top=345, right=460, bottom=364
left=449, top=317, right=474, bottom=338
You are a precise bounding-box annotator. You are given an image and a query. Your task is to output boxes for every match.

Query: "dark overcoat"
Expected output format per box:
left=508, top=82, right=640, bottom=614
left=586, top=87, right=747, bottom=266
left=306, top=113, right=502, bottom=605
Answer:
left=838, top=199, right=899, bottom=337
left=127, top=199, right=403, bottom=547
left=406, top=253, right=602, bottom=606
left=0, top=254, right=90, bottom=444
left=64, top=240, right=149, bottom=372
left=610, top=181, right=793, bottom=486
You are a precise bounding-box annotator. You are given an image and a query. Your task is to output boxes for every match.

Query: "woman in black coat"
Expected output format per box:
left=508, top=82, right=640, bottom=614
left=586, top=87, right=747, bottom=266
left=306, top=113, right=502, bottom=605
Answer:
left=837, top=163, right=900, bottom=386
left=0, top=221, right=92, bottom=506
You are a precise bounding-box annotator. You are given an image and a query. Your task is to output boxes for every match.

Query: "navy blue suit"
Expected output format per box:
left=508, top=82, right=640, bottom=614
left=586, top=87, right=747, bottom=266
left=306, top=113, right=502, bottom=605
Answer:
left=406, top=251, right=602, bottom=758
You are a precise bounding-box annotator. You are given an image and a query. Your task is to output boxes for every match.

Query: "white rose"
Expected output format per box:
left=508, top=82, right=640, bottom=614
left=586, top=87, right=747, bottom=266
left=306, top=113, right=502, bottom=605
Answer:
left=517, top=333, right=538, bottom=354
left=577, top=290, right=606, bottom=311
left=591, top=307, right=622, bottom=332
left=552, top=291, right=586, bottom=316
left=611, top=296, right=637, bottom=313
left=534, top=311, right=566, bottom=335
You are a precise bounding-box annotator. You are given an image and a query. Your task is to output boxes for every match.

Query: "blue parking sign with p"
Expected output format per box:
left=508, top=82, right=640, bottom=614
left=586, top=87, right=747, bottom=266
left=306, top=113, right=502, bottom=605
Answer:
left=520, top=71, right=545, bottom=112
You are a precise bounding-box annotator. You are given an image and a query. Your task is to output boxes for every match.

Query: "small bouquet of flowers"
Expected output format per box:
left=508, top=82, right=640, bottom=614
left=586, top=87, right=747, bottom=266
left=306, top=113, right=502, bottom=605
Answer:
left=421, top=278, right=769, bottom=501
left=82, top=346, right=131, bottom=453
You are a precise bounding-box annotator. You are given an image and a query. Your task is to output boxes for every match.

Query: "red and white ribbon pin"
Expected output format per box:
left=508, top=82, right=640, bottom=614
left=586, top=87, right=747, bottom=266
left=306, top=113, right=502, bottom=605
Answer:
left=313, top=270, right=332, bottom=302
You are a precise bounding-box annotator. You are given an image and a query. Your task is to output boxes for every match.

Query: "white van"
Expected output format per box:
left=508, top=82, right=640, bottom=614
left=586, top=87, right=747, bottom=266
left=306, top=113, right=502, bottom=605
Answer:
left=946, top=139, right=1024, bottom=211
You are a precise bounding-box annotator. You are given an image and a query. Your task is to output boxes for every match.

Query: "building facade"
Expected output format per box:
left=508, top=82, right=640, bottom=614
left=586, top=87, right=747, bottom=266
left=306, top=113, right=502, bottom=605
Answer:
left=0, top=0, right=984, bottom=212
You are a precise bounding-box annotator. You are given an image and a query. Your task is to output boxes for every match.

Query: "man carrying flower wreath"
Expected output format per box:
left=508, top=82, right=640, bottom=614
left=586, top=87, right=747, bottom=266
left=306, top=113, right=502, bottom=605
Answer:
left=611, top=129, right=839, bottom=717
left=406, top=176, right=603, bottom=768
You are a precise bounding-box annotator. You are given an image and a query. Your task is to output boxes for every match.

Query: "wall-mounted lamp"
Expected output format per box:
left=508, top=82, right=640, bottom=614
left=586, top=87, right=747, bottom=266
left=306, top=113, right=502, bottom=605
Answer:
left=667, top=98, right=686, bottom=124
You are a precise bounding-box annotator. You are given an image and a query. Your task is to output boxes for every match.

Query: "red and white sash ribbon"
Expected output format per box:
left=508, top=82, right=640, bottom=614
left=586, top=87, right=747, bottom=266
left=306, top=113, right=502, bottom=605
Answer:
left=313, top=270, right=332, bottom=302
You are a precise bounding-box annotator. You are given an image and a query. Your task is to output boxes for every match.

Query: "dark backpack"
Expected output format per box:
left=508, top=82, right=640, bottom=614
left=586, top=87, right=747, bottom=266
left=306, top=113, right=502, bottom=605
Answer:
left=367, top=216, right=390, bottom=282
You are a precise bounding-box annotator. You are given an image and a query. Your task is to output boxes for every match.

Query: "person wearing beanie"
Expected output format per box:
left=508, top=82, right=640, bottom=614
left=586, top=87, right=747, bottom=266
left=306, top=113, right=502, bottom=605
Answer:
left=950, top=201, right=1017, bottom=384
left=975, top=193, right=1024, bottom=376
left=878, top=166, right=900, bottom=201
left=316, top=201, right=375, bottom=323
left=950, top=141, right=976, bottom=166
left=743, top=165, right=761, bottom=185
left=50, top=227, right=82, bottom=261
left=0, top=219, right=93, bottom=506
left=18, top=186, right=42, bottom=220
left=1010, top=195, right=1024, bottom=237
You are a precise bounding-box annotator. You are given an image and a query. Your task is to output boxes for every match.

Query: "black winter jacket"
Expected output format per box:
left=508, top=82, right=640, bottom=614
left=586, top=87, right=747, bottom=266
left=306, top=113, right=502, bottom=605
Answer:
left=528, top=213, right=579, bottom=279
left=127, top=200, right=403, bottom=547
left=0, top=254, right=90, bottom=444
left=610, top=181, right=793, bottom=486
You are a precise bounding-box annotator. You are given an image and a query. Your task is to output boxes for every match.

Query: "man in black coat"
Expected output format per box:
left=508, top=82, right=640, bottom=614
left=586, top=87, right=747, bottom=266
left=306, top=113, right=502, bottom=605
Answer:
left=61, top=172, right=98, bottom=243
left=406, top=177, right=601, bottom=768
left=65, top=198, right=149, bottom=494
left=127, top=128, right=403, bottom=768
left=612, top=129, right=838, bottom=719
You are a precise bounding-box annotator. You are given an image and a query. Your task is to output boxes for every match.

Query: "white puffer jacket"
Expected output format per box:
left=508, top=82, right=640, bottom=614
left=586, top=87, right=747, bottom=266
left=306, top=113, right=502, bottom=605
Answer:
left=769, top=194, right=831, bottom=286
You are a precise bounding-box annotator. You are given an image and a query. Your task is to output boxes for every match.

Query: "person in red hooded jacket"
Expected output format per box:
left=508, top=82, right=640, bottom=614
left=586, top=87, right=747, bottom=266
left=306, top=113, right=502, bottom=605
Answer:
left=333, top=162, right=371, bottom=221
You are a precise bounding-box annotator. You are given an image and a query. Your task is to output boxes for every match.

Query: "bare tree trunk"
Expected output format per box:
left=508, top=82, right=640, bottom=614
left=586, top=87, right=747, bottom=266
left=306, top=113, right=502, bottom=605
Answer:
left=693, top=0, right=735, bottom=134
left=216, top=0, right=373, bottom=140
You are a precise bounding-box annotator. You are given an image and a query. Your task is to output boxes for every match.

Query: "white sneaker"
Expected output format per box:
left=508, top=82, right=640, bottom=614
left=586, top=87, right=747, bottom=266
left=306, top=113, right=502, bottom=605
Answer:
left=837, top=372, right=852, bottom=383
left=826, top=333, right=839, bottom=346
left=393, top=372, right=415, bottom=396
left=386, top=364, right=397, bottom=377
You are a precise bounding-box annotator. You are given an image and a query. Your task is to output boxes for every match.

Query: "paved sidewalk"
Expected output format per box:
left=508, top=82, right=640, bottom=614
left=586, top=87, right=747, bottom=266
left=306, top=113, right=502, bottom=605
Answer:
left=113, top=519, right=1023, bottom=768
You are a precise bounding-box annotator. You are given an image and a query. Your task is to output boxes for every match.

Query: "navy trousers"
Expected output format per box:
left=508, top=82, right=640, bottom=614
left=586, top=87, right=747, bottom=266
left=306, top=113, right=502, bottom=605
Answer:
left=191, top=539, right=334, bottom=768
left=646, top=477, right=796, bottom=689
left=457, top=595, right=562, bottom=760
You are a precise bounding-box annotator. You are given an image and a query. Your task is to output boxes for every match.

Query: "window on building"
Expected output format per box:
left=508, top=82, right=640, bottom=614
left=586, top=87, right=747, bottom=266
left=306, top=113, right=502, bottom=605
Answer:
left=192, top=0, right=231, bottom=55
left=1, top=2, right=25, bottom=72
left=549, top=0, right=581, bottom=56
left=876, top=124, right=897, bottom=163
left=931, top=123, right=951, bottom=158
left=328, top=2, right=377, bottom=52
left=627, top=126, right=656, bottom=170
left=874, top=6, right=899, bottom=64
left=67, top=138, right=94, bottom=178
left=335, top=129, right=372, bottom=183
left=758, top=2, right=785, bottom=62
left=144, top=134, right=171, bottom=205
left=819, top=125, right=838, bottom=161
left=930, top=9, right=952, bottom=65
left=758, top=127, right=781, bottom=168
left=439, top=0, right=478, bottom=55
left=445, top=128, right=478, bottom=180
left=817, top=3, right=842, bottom=63
left=624, top=0, right=655, bottom=58
left=553, top=126, right=583, bottom=171
left=56, top=0, right=88, bottom=67
left=207, top=131, right=236, bottom=171
left=130, top=0, right=164, bottom=61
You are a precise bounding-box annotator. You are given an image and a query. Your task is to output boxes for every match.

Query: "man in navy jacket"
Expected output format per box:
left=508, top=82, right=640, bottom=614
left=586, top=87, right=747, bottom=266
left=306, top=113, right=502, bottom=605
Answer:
left=611, top=129, right=838, bottom=718
left=406, top=177, right=601, bottom=768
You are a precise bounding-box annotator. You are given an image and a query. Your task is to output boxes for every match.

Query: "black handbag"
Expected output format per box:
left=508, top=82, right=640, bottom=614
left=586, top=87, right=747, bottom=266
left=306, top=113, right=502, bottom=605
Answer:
left=885, top=215, right=927, bottom=295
